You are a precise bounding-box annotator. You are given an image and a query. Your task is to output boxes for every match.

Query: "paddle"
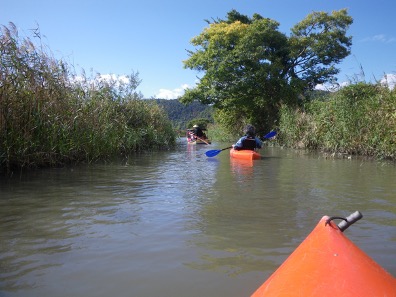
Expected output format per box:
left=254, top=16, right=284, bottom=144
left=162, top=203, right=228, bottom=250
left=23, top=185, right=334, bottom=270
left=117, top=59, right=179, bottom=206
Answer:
left=205, top=146, right=233, bottom=157
left=205, top=130, right=277, bottom=157
left=262, top=130, right=277, bottom=140
left=195, top=135, right=210, bottom=145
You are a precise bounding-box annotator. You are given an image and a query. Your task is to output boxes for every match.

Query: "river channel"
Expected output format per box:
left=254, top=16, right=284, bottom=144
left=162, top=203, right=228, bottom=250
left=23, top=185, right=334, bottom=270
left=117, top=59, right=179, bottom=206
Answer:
left=1, top=141, right=395, bottom=297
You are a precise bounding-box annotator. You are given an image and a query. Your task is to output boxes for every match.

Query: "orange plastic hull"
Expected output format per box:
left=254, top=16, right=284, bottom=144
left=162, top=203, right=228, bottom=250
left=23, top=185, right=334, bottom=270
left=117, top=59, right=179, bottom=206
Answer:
left=230, top=148, right=261, bottom=160
left=251, top=216, right=396, bottom=297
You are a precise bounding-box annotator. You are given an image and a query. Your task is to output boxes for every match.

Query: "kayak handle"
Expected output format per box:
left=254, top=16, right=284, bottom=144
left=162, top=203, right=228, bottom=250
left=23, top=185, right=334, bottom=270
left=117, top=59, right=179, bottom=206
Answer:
left=325, top=211, right=363, bottom=232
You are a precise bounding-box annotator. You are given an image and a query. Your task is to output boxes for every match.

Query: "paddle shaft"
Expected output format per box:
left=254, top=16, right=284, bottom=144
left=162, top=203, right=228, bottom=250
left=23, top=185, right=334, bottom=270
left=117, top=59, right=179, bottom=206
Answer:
left=195, top=135, right=210, bottom=145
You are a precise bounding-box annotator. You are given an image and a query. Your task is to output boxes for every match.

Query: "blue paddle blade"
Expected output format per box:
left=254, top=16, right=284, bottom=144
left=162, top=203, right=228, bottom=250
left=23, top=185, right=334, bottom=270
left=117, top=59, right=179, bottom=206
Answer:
left=263, top=130, right=277, bottom=139
left=205, top=149, right=222, bottom=157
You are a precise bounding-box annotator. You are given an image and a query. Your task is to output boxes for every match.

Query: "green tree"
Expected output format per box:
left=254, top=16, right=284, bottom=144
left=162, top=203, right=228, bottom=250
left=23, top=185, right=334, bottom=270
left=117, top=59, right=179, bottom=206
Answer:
left=180, top=9, right=352, bottom=134
left=186, top=118, right=211, bottom=130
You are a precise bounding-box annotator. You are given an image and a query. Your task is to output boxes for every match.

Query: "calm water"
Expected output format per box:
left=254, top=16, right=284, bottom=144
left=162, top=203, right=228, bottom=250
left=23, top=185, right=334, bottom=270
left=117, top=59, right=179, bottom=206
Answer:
left=1, top=142, right=395, bottom=297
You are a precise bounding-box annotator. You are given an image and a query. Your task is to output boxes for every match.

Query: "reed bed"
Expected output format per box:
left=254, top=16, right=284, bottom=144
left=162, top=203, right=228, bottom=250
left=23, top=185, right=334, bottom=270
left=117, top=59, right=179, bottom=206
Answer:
left=0, top=23, right=176, bottom=173
left=279, top=82, right=396, bottom=160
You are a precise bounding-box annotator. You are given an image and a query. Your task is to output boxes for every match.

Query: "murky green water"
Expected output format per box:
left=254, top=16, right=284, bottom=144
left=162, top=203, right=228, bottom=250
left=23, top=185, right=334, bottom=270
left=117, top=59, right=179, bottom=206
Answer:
left=1, top=143, right=395, bottom=297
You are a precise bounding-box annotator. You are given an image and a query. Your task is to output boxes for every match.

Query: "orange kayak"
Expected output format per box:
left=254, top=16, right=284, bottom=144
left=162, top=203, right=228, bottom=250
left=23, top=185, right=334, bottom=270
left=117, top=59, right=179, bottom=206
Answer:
left=230, top=148, right=261, bottom=160
left=251, top=213, right=396, bottom=297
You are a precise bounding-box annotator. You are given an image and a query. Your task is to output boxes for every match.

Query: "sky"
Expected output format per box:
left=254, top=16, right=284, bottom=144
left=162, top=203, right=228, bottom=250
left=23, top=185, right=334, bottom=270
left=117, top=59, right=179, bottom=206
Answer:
left=2, top=0, right=396, bottom=99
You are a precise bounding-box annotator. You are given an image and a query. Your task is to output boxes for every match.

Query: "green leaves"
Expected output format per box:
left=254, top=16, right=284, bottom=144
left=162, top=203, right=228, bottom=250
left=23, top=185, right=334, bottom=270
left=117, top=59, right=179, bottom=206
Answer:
left=180, top=9, right=353, bottom=133
left=289, top=9, right=352, bottom=84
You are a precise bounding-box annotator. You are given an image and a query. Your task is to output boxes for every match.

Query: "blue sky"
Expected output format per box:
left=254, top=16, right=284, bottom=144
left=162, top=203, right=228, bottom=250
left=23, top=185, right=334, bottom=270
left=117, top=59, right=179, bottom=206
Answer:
left=2, top=0, right=396, bottom=98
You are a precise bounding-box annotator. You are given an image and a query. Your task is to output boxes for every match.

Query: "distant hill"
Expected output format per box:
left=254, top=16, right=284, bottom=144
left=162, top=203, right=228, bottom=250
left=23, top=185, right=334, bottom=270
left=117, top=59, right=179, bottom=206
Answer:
left=150, top=99, right=213, bottom=129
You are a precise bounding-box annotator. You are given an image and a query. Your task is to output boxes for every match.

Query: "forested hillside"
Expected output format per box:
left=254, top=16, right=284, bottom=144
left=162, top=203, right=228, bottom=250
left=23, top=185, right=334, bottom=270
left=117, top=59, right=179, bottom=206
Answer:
left=152, top=99, right=213, bottom=129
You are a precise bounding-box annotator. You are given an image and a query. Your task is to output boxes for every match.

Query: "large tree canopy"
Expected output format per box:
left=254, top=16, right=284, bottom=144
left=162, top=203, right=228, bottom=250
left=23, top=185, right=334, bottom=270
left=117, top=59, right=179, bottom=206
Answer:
left=180, top=9, right=352, bottom=133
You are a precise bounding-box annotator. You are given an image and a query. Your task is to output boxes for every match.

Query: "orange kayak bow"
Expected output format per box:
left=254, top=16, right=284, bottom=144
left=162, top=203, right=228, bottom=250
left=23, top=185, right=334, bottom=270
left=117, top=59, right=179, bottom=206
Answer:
left=251, top=212, right=396, bottom=297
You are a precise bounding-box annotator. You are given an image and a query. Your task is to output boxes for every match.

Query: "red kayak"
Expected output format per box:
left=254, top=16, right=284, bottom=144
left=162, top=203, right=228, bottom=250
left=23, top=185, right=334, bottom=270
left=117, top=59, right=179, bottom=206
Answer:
left=230, top=148, right=261, bottom=160
left=251, top=212, right=396, bottom=296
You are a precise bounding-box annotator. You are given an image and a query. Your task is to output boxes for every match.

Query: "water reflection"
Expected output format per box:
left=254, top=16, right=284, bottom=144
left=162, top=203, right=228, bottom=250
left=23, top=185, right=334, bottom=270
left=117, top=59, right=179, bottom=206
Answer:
left=230, top=157, right=254, bottom=178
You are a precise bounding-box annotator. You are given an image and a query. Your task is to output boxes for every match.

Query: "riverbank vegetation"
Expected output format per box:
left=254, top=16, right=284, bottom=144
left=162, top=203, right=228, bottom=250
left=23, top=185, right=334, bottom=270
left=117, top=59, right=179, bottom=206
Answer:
left=279, top=83, right=396, bottom=159
left=179, top=9, right=395, bottom=160
left=0, top=23, right=176, bottom=174
left=180, top=9, right=353, bottom=135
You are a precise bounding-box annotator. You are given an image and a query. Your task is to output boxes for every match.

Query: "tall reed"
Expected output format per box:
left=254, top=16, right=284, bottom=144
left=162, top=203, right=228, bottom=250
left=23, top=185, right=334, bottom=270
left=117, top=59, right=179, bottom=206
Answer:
left=279, top=82, right=396, bottom=159
left=0, top=23, right=176, bottom=173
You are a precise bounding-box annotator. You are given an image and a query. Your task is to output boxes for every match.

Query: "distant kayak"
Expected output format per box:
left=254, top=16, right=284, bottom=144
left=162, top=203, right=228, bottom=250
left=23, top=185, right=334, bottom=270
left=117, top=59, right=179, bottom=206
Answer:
left=230, top=148, right=261, bottom=160
left=251, top=213, right=396, bottom=297
left=186, top=130, right=211, bottom=144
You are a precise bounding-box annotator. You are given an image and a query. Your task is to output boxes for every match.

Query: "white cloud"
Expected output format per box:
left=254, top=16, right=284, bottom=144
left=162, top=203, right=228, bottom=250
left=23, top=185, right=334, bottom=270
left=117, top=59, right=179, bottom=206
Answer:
left=72, top=73, right=130, bottom=86
left=315, top=81, right=349, bottom=92
left=380, top=74, right=396, bottom=89
left=97, top=74, right=130, bottom=84
left=361, top=34, right=396, bottom=43
left=155, top=84, right=190, bottom=99
left=314, top=84, right=326, bottom=91
left=315, top=74, right=396, bottom=91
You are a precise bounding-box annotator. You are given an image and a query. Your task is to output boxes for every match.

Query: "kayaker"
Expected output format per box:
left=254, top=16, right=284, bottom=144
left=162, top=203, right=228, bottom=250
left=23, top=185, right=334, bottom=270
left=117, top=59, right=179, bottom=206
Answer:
left=233, top=124, right=262, bottom=151
left=192, top=124, right=204, bottom=138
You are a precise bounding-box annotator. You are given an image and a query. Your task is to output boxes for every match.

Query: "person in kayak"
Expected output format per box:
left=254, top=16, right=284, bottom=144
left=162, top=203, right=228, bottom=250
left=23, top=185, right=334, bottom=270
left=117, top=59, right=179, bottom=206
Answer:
left=233, top=124, right=262, bottom=151
left=192, top=124, right=204, bottom=138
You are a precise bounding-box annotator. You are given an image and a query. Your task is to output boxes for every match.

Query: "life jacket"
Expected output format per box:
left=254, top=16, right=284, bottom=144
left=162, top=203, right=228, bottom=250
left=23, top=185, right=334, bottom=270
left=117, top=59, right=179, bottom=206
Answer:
left=241, top=136, right=257, bottom=151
